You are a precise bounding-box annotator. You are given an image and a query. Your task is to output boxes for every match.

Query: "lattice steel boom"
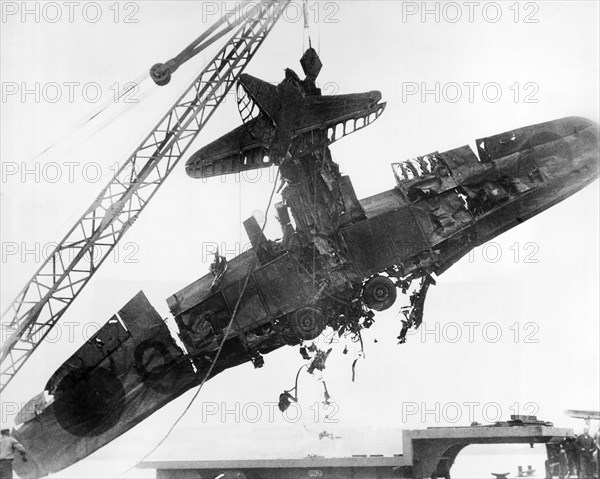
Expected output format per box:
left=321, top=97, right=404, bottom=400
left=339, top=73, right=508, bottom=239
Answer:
left=0, top=0, right=290, bottom=393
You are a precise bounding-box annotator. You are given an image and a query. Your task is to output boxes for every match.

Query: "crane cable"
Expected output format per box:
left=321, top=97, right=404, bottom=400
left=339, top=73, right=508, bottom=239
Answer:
left=31, top=71, right=154, bottom=161
left=119, top=167, right=281, bottom=477
left=303, top=0, right=313, bottom=51
left=302, top=1, right=322, bottom=55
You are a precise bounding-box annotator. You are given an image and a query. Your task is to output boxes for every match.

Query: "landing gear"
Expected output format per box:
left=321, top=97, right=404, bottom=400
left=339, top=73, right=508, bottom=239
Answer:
left=362, top=275, right=397, bottom=311
left=287, top=307, right=326, bottom=341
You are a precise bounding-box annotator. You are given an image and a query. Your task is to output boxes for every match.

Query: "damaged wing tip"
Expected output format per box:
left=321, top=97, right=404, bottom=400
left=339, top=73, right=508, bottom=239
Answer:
left=185, top=157, right=203, bottom=178
left=369, top=90, right=383, bottom=103
left=185, top=166, right=199, bottom=178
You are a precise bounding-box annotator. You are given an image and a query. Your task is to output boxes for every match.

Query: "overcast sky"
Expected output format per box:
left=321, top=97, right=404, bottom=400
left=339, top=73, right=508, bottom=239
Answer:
left=1, top=1, right=599, bottom=478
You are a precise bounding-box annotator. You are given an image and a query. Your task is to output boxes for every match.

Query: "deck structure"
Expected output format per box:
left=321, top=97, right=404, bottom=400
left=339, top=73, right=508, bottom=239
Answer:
left=138, top=423, right=573, bottom=479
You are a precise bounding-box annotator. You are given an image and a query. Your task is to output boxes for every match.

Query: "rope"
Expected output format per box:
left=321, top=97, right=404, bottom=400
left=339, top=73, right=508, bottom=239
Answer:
left=119, top=168, right=281, bottom=477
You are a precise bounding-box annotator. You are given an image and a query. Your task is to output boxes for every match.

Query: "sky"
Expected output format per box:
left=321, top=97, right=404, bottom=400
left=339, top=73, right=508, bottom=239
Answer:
left=0, top=1, right=599, bottom=478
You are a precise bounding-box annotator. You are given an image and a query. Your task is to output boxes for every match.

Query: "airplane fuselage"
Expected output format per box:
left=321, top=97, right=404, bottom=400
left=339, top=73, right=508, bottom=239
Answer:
left=168, top=115, right=599, bottom=367
left=10, top=48, right=599, bottom=479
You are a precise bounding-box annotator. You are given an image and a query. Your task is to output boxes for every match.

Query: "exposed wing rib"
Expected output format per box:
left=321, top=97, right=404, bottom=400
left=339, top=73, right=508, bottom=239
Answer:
left=300, top=93, right=386, bottom=142
left=238, top=74, right=280, bottom=123
left=186, top=119, right=275, bottom=179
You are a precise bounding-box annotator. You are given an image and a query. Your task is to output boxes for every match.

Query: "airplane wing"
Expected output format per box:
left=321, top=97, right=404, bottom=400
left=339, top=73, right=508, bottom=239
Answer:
left=186, top=119, right=275, bottom=179
left=237, top=73, right=280, bottom=123
left=237, top=75, right=387, bottom=146
left=300, top=93, right=386, bottom=141
left=12, top=292, right=201, bottom=478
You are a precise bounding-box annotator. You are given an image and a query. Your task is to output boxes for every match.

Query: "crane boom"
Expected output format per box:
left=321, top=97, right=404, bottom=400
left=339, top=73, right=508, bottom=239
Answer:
left=0, top=0, right=290, bottom=393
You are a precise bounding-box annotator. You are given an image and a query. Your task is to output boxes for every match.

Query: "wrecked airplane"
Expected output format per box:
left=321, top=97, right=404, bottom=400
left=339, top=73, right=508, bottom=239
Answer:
left=11, top=49, right=599, bottom=478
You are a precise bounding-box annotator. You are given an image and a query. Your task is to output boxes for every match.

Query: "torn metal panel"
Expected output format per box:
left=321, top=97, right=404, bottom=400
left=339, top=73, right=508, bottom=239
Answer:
left=171, top=251, right=319, bottom=358
left=11, top=46, right=599, bottom=478
left=428, top=117, right=599, bottom=272
left=281, top=167, right=343, bottom=235
left=44, top=316, right=131, bottom=396
left=438, top=145, right=495, bottom=185
left=253, top=253, right=317, bottom=315
left=175, top=291, right=233, bottom=354
left=360, top=189, right=410, bottom=217
left=13, top=292, right=198, bottom=478
left=421, top=190, right=475, bottom=245
left=243, top=215, right=268, bottom=250
left=13, top=393, right=47, bottom=426
left=340, top=205, right=432, bottom=276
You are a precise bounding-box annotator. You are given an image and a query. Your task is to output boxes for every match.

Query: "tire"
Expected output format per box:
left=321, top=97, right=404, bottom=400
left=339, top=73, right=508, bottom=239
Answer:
left=362, top=276, right=397, bottom=311
left=288, top=307, right=326, bottom=341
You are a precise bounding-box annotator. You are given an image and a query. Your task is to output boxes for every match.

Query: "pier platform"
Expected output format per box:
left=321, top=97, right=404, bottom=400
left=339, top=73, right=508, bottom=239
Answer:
left=138, top=422, right=572, bottom=479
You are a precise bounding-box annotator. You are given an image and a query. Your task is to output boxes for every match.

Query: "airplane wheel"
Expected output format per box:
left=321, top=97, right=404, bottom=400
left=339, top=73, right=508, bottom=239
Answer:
left=362, top=276, right=397, bottom=311
left=288, top=307, right=325, bottom=341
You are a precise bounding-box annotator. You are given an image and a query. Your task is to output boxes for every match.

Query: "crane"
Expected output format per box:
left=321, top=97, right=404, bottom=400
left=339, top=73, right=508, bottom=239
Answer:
left=0, top=0, right=291, bottom=393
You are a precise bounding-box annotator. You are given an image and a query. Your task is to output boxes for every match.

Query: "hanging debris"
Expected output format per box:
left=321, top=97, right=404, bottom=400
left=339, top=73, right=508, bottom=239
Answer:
left=11, top=44, right=600, bottom=479
left=397, top=274, right=437, bottom=344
